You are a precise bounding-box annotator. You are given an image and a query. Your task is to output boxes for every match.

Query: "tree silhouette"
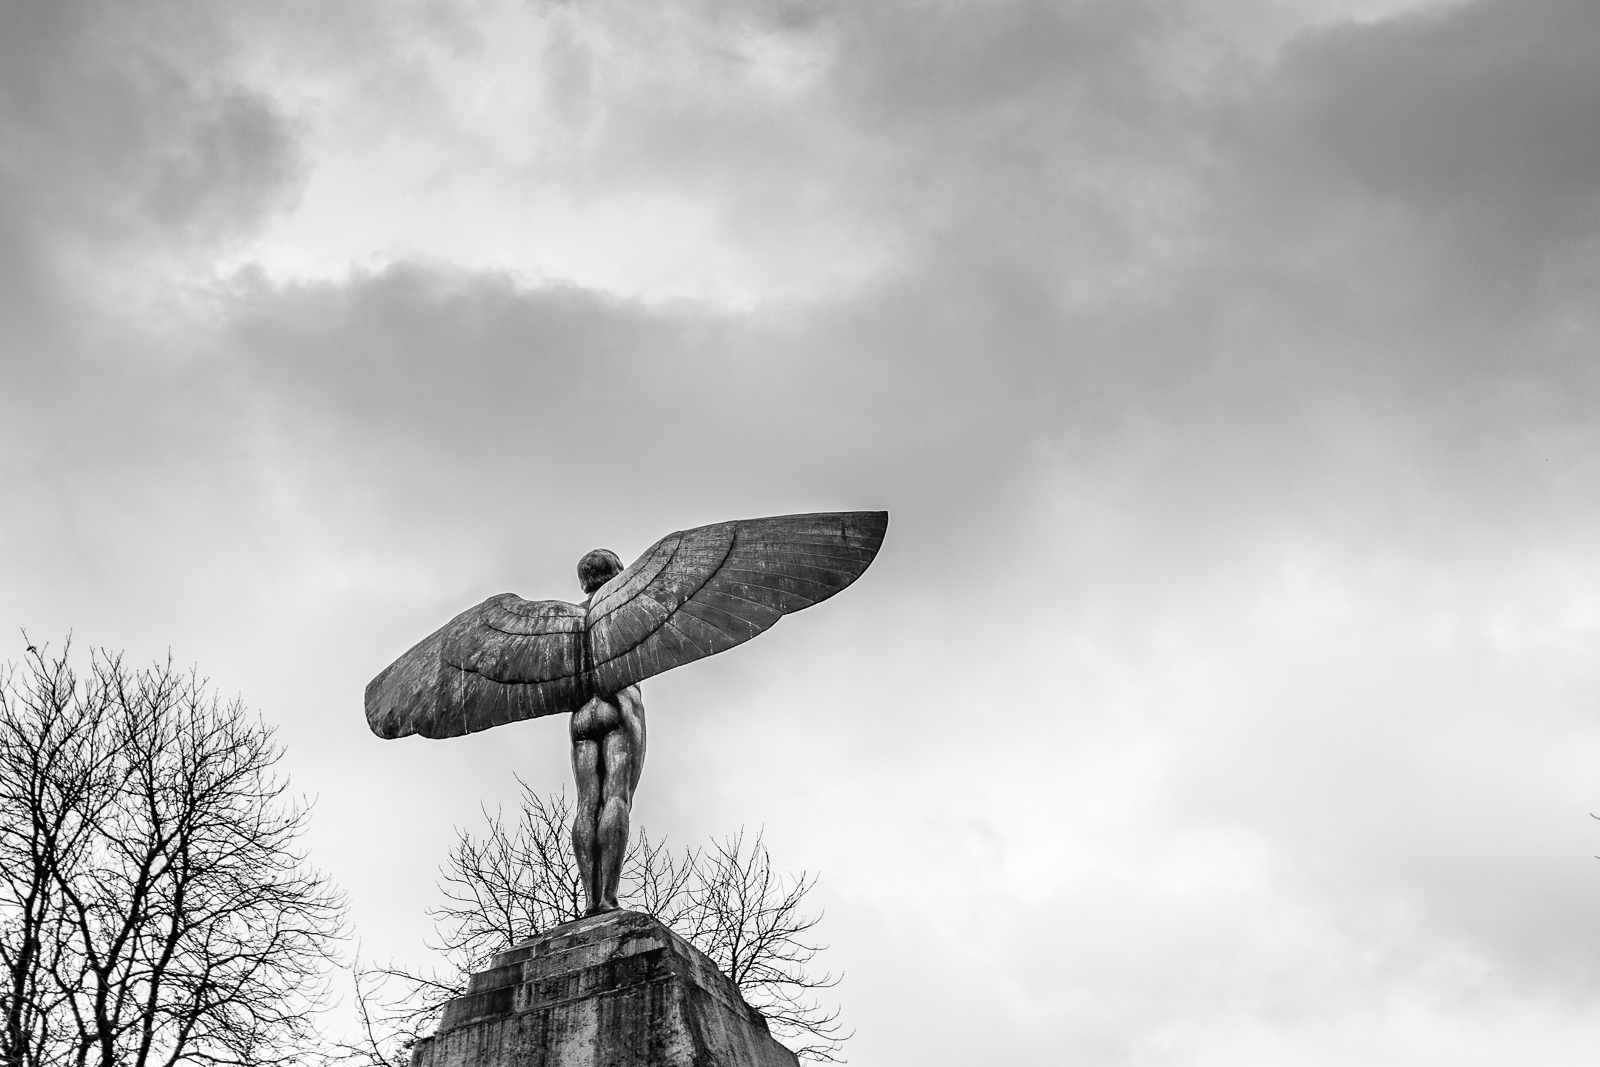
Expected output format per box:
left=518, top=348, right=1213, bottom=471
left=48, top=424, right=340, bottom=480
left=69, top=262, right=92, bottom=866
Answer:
left=0, top=642, right=343, bottom=1067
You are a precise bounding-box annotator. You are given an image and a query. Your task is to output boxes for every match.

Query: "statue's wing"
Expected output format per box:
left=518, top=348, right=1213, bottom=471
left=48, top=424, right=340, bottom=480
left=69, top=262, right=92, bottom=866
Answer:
left=584, top=510, right=888, bottom=694
left=365, top=595, right=589, bottom=740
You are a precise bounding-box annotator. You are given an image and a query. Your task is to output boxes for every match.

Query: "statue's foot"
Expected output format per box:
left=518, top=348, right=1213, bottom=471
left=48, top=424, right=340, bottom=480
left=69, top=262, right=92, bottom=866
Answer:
left=584, top=902, right=619, bottom=917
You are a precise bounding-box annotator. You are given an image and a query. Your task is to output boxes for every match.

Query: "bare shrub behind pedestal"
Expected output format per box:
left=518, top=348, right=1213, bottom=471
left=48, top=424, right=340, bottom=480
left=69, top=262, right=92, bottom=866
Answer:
left=354, top=781, right=846, bottom=1064
left=682, top=830, right=842, bottom=1062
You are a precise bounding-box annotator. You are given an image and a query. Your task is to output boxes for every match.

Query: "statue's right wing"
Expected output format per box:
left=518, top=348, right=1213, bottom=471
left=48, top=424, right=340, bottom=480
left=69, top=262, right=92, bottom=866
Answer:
left=365, top=594, right=589, bottom=740
left=584, top=510, right=888, bottom=695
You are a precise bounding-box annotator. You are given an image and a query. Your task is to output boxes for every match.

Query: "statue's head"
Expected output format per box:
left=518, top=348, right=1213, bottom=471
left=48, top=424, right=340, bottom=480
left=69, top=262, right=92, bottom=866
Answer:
left=577, top=548, right=624, bottom=595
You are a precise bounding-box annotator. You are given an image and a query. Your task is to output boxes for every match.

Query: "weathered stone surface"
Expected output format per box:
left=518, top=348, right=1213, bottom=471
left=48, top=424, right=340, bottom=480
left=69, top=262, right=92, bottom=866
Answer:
left=410, top=911, right=799, bottom=1067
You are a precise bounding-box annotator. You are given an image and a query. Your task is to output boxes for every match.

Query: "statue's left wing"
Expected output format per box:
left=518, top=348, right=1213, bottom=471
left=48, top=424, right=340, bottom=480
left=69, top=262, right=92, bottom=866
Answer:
left=584, top=510, right=888, bottom=695
left=365, top=595, right=590, bottom=740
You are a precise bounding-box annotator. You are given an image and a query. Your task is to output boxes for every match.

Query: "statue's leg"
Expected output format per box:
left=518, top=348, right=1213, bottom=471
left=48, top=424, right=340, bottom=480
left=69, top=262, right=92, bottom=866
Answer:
left=570, top=733, right=603, bottom=916
left=595, top=701, right=644, bottom=911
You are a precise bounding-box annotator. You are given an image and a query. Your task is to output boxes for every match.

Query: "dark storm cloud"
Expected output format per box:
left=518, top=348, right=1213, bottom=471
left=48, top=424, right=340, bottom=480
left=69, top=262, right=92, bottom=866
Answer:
left=0, top=0, right=305, bottom=508
left=1263, top=0, right=1600, bottom=256
left=498, top=0, right=1600, bottom=567
left=1204, top=0, right=1600, bottom=528
left=0, top=1, right=304, bottom=267
left=217, top=262, right=1037, bottom=601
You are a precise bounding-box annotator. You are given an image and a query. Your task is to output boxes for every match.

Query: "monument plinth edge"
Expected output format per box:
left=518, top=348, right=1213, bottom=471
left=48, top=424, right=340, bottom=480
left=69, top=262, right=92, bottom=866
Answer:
left=410, top=910, right=799, bottom=1067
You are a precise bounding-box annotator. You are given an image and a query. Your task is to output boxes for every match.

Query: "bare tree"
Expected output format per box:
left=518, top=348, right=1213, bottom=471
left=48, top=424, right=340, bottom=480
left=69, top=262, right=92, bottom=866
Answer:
left=327, top=950, right=456, bottom=1067
left=428, top=789, right=586, bottom=968
left=358, top=780, right=845, bottom=1063
left=0, top=642, right=344, bottom=1067
left=682, top=830, right=843, bottom=1062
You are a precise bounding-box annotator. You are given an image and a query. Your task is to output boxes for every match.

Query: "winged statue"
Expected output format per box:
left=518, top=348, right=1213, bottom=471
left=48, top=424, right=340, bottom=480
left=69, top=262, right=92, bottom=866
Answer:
left=365, top=510, right=888, bottom=915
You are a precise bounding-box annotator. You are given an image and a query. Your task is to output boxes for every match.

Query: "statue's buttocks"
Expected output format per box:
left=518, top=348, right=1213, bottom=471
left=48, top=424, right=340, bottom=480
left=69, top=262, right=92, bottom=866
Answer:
left=570, top=688, right=637, bottom=741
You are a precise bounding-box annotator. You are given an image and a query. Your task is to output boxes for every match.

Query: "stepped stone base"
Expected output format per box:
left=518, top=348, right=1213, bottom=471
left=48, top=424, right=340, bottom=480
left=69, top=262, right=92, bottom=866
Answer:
left=410, top=911, right=799, bottom=1067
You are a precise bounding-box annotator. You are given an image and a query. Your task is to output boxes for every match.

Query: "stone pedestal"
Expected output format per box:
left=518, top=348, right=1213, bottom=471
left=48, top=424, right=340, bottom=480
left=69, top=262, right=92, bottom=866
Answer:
left=410, top=911, right=799, bottom=1067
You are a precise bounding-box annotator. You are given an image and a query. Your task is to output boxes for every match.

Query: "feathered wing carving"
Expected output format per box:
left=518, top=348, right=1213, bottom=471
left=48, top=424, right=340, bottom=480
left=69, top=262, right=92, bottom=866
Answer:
left=584, top=511, right=888, bottom=694
left=365, top=595, right=590, bottom=740
left=365, top=510, right=887, bottom=741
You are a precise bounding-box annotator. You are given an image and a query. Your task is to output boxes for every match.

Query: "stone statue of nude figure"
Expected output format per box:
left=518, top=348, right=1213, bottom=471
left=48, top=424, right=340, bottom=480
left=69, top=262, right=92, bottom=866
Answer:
left=568, top=684, right=643, bottom=914
left=569, top=549, right=644, bottom=914
left=365, top=512, right=887, bottom=917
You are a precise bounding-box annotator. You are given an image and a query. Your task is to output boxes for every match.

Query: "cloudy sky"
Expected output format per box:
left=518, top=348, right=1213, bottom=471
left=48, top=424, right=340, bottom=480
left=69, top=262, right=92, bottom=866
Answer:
left=4, top=0, right=1600, bottom=1062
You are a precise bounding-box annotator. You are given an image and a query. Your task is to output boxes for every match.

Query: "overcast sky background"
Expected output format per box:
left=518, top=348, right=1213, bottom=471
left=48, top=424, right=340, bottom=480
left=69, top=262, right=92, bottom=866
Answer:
left=4, top=0, right=1600, bottom=1062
